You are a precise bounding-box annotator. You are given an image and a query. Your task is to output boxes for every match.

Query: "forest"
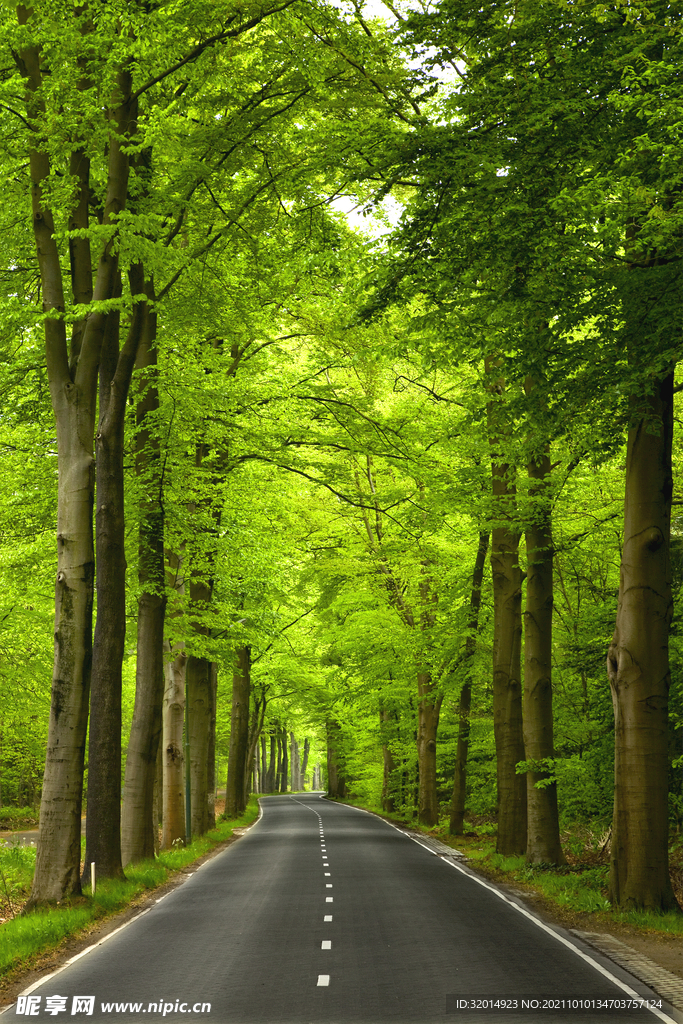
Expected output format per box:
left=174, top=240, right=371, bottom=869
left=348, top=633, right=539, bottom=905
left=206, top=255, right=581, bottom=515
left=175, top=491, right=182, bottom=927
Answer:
left=0, top=0, right=681, bottom=922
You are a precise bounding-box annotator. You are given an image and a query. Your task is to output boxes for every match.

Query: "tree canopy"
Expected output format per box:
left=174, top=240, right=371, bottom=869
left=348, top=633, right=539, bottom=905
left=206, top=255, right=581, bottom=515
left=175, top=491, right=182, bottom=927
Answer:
left=0, top=0, right=682, bottom=914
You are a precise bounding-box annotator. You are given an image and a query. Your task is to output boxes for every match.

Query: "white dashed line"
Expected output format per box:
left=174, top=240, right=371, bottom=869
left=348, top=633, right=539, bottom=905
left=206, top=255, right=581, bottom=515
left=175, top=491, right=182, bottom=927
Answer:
left=317, top=975, right=330, bottom=987
left=326, top=883, right=333, bottom=888
left=326, top=897, right=333, bottom=902
left=324, top=915, right=333, bottom=922
left=321, top=941, right=331, bottom=950
left=324, top=872, right=331, bottom=876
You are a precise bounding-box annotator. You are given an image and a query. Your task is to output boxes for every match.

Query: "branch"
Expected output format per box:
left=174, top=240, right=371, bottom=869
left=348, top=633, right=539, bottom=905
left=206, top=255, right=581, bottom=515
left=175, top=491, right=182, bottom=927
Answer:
left=130, top=2, right=305, bottom=101
left=233, top=454, right=419, bottom=537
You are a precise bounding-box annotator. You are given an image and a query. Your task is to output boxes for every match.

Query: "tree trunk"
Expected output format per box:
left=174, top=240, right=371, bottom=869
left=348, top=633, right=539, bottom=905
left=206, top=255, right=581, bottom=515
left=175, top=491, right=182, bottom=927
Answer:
left=607, top=370, right=679, bottom=910
left=267, top=731, right=276, bottom=792
left=121, top=296, right=166, bottom=866
left=19, top=34, right=133, bottom=906
left=326, top=719, right=346, bottom=798
left=244, top=687, right=267, bottom=806
left=161, top=637, right=187, bottom=849
left=152, top=739, right=163, bottom=854
left=186, top=653, right=212, bottom=836
left=417, top=672, right=442, bottom=826
left=301, top=737, right=310, bottom=790
left=225, top=646, right=250, bottom=817
left=207, top=663, right=217, bottom=827
left=84, top=264, right=145, bottom=883
left=524, top=442, right=565, bottom=865
left=488, top=364, right=527, bottom=857
left=451, top=531, right=489, bottom=835
left=279, top=725, right=289, bottom=792
left=260, top=736, right=267, bottom=792
left=275, top=729, right=283, bottom=791
left=491, top=505, right=526, bottom=855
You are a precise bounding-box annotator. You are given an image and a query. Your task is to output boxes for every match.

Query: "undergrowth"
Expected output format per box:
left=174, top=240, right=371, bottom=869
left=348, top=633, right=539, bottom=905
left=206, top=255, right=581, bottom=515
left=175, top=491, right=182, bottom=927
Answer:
left=0, top=798, right=259, bottom=978
left=0, top=807, right=39, bottom=830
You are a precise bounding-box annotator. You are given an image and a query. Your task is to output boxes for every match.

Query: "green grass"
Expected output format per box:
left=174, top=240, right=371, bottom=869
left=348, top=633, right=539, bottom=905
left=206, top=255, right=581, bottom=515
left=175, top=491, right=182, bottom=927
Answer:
left=0, top=798, right=260, bottom=978
left=486, top=853, right=612, bottom=913
left=0, top=807, right=39, bottom=830
left=612, top=908, right=683, bottom=934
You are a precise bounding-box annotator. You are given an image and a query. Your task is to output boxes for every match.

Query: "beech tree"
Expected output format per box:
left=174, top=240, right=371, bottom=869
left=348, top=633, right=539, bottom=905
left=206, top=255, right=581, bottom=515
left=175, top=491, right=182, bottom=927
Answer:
left=369, top=0, right=683, bottom=907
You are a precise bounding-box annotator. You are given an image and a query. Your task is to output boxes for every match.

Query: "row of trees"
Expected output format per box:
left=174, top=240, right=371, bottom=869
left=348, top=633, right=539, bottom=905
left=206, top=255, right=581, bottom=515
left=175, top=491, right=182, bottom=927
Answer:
left=0, top=0, right=682, bottom=916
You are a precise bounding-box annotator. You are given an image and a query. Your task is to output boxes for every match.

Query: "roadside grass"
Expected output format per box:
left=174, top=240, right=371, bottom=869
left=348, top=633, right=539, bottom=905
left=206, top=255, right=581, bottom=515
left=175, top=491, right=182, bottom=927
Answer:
left=0, top=798, right=260, bottom=979
left=0, top=808, right=39, bottom=831
left=335, top=796, right=683, bottom=935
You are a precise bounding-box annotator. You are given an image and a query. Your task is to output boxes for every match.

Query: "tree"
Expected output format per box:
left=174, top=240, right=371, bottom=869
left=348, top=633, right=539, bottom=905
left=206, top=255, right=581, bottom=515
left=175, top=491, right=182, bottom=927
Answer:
left=225, top=646, right=251, bottom=817
left=450, top=530, right=488, bottom=835
left=371, top=0, right=683, bottom=905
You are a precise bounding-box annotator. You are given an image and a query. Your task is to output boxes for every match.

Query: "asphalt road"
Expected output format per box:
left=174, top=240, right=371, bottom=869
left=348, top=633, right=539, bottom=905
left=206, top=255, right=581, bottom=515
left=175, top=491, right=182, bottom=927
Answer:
left=5, top=795, right=680, bottom=1024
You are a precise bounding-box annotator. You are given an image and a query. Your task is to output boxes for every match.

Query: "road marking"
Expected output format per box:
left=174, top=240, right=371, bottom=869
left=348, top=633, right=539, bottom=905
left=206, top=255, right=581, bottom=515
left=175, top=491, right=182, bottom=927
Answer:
left=317, top=975, right=330, bottom=987
left=15, top=906, right=154, bottom=1000
left=326, top=883, right=333, bottom=888
left=324, top=915, right=333, bottom=921
left=326, top=897, right=333, bottom=902
left=321, top=941, right=332, bottom=949
left=324, top=872, right=331, bottom=876
left=440, top=859, right=679, bottom=1024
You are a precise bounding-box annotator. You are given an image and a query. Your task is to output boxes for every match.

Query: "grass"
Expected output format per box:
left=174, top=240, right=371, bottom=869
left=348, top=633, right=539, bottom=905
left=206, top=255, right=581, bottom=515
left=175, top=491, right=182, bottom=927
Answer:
left=335, top=796, right=683, bottom=936
left=0, top=798, right=260, bottom=979
left=0, top=807, right=39, bottom=831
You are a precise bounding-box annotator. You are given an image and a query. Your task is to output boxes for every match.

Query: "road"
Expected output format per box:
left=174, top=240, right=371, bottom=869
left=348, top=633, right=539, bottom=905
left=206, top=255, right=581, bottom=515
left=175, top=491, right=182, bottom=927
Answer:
left=4, top=795, right=680, bottom=1024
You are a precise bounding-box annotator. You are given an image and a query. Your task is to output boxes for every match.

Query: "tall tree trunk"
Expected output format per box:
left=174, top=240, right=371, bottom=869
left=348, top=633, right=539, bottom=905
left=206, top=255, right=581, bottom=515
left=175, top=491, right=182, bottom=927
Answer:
left=326, top=719, right=346, bottom=798
left=244, top=687, right=267, bottom=807
left=275, top=728, right=283, bottom=791
left=22, top=54, right=135, bottom=905
left=267, top=731, right=276, bottom=792
left=207, top=663, right=217, bottom=826
left=152, top=739, right=163, bottom=854
left=291, top=734, right=300, bottom=791
left=84, top=261, right=145, bottom=883
left=162, top=636, right=187, bottom=849
left=524, top=441, right=565, bottom=865
left=185, top=437, right=221, bottom=838
left=488, top=365, right=527, bottom=856
left=121, top=295, right=166, bottom=866
left=186, top=652, right=212, bottom=836
left=450, top=531, right=489, bottom=835
left=225, top=646, right=250, bottom=817
left=279, top=725, right=289, bottom=792
left=260, top=736, right=267, bottom=792
left=301, top=737, right=310, bottom=791
left=607, top=369, right=679, bottom=910
left=417, top=672, right=442, bottom=826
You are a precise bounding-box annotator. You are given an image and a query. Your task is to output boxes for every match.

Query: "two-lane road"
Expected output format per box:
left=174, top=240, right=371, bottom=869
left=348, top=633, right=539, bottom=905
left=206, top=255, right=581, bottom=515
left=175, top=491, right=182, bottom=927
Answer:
left=5, top=796, right=679, bottom=1024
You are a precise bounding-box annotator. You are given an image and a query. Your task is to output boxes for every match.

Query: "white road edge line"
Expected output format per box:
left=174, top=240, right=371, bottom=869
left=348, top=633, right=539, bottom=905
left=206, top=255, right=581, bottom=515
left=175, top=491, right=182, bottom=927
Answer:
left=323, top=798, right=679, bottom=1024
left=442, top=859, right=679, bottom=1024
left=13, top=906, right=154, bottom=1001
